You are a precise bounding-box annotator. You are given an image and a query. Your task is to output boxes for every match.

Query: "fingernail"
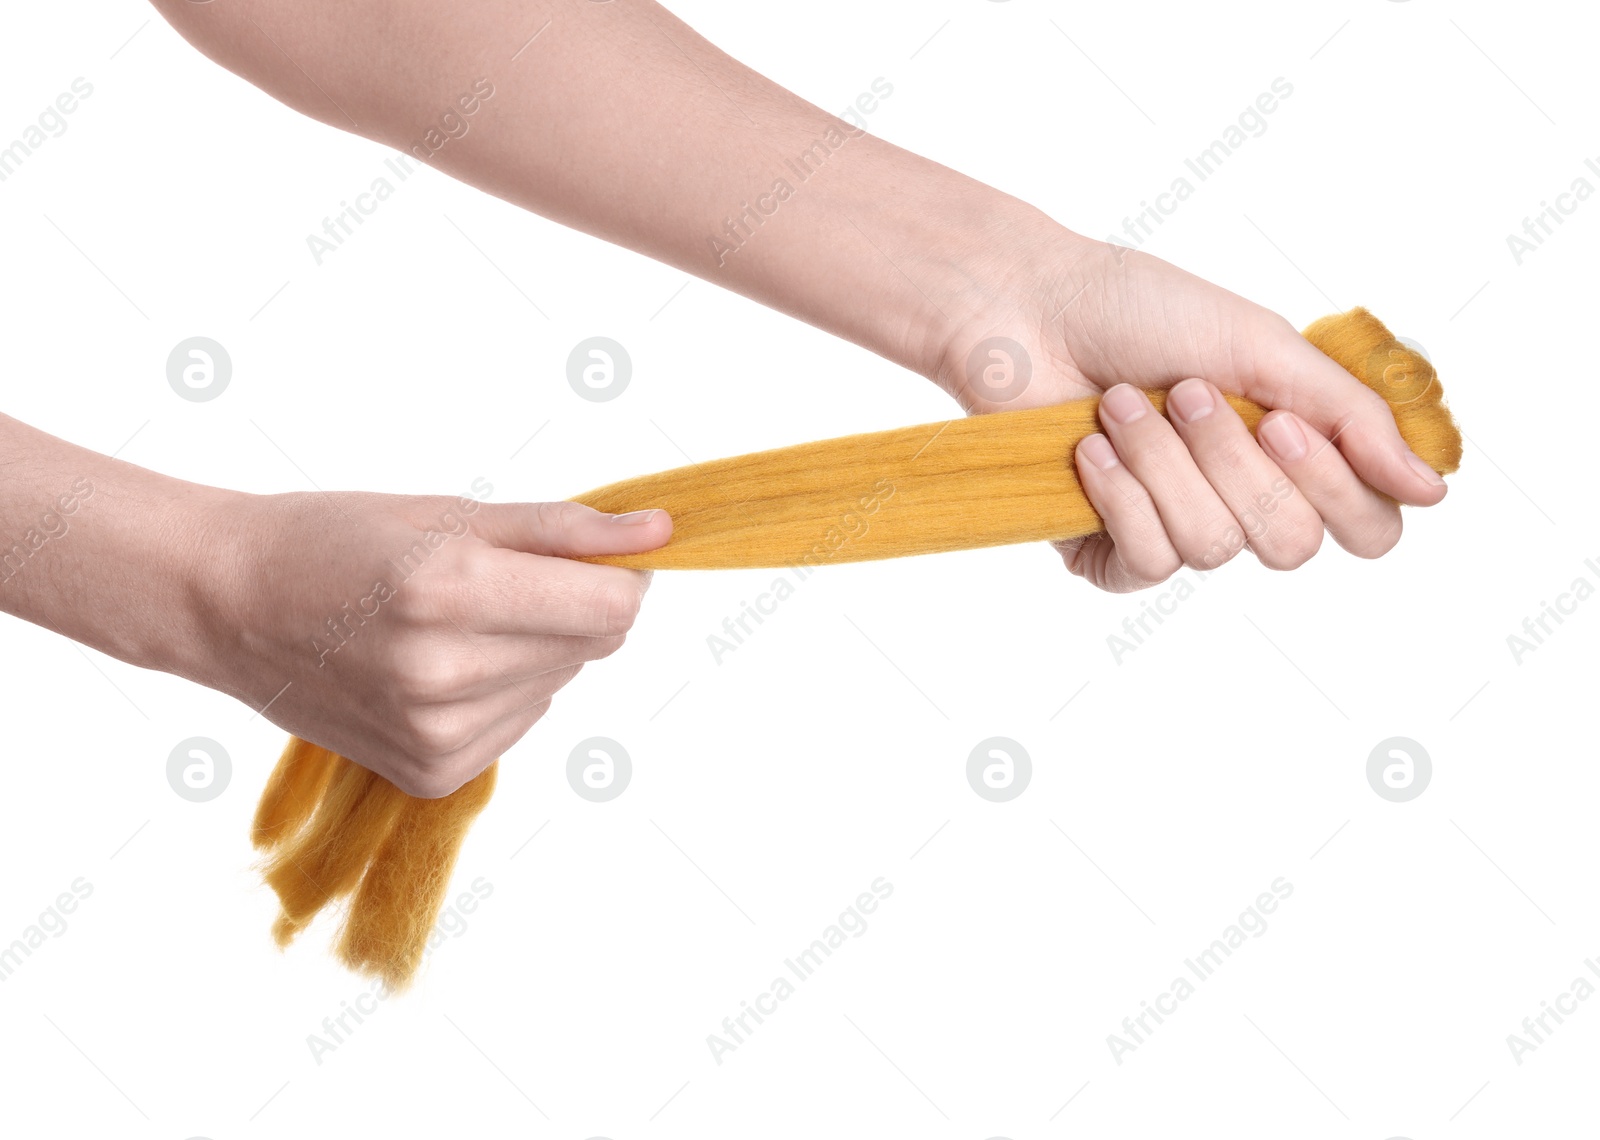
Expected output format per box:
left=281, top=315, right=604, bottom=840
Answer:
left=611, top=509, right=660, bottom=524
left=1080, top=433, right=1119, bottom=470
left=1100, top=384, right=1147, bottom=425
left=1259, top=413, right=1306, bottom=462
left=1167, top=378, right=1214, bottom=424
left=1406, top=452, right=1444, bottom=487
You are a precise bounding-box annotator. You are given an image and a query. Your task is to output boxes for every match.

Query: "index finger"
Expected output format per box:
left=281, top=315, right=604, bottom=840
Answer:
left=462, top=547, right=653, bottom=638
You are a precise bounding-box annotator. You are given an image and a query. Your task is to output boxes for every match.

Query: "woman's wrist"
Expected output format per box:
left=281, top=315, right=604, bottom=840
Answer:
left=150, top=484, right=261, bottom=689
left=0, top=415, right=224, bottom=682
left=878, top=183, right=1107, bottom=407
left=777, top=135, right=1089, bottom=391
left=72, top=474, right=250, bottom=686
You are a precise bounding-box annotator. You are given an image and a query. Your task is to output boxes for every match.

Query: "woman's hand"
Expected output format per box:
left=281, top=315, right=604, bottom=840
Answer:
left=0, top=412, right=669, bottom=798
left=933, top=223, right=1449, bottom=592
left=197, top=491, right=671, bottom=797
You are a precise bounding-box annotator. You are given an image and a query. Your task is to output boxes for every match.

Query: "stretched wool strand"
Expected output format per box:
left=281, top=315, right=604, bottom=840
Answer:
left=253, top=306, right=1462, bottom=989
left=570, top=308, right=1461, bottom=569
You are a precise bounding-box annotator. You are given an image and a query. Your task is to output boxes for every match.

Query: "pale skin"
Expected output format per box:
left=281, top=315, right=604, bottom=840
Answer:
left=1, top=1, right=1447, bottom=796
left=0, top=413, right=670, bottom=798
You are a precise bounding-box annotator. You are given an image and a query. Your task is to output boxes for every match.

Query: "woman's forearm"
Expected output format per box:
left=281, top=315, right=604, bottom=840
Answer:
left=0, top=413, right=233, bottom=678
left=151, top=0, right=1055, bottom=381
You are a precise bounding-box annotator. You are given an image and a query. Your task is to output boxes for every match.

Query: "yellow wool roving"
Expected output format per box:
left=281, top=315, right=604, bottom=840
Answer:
left=252, top=307, right=1461, bottom=988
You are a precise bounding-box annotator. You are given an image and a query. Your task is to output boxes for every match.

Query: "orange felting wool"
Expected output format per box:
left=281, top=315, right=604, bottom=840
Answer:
left=253, top=307, right=1461, bottom=989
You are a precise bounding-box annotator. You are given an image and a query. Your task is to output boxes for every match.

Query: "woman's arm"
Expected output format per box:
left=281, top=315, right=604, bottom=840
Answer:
left=151, top=0, right=1015, bottom=379
left=150, top=0, right=1447, bottom=591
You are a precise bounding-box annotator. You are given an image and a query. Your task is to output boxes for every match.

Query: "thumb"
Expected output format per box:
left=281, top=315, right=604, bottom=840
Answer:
left=470, top=501, right=673, bottom=559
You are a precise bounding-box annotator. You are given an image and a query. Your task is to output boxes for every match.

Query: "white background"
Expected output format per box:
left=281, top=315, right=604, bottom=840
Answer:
left=0, top=0, right=1594, bottom=1136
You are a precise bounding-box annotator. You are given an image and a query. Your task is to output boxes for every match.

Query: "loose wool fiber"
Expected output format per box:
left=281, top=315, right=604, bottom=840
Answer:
left=253, top=307, right=1461, bottom=989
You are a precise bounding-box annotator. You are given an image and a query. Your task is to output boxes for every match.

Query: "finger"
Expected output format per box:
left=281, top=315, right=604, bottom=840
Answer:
left=405, top=632, right=615, bottom=704
left=471, top=500, right=673, bottom=559
left=462, top=549, right=652, bottom=637
left=387, top=666, right=579, bottom=774
left=1097, top=384, right=1242, bottom=570
left=410, top=697, right=554, bottom=799
left=1237, top=311, right=1447, bottom=507
left=437, top=663, right=583, bottom=728
left=1257, top=410, right=1403, bottom=559
left=1054, top=267, right=1446, bottom=507
left=1069, top=433, right=1182, bottom=590
left=1165, top=379, right=1323, bottom=571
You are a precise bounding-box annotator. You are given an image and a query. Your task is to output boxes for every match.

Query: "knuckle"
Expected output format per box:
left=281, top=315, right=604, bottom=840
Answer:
left=399, top=704, right=474, bottom=759
left=1299, top=467, right=1348, bottom=503
left=392, top=645, right=470, bottom=700
left=1121, top=419, right=1178, bottom=459
left=1199, top=430, right=1256, bottom=472
left=394, top=764, right=460, bottom=800
left=1354, top=380, right=1392, bottom=415
left=390, top=650, right=436, bottom=699
left=1259, top=525, right=1324, bottom=571
left=391, top=569, right=456, bottom=624
left=589, top=579, right=642, bottom=636
left=1183, top=521, right=1246, bottom=572
left=1126, top=548, right=1183, bottom=586
left=1344, top=511, right=1404, bottom=559
left=585, top=634, right=628, bottom=661
left=452, top=545, right=496, bottom=589
left=544, top=663, right=583, bottom=694
left=536, top=500, right=586, bottom=535
left=1186, top=548, right=1236, bottom=573
left=519, top=698, right=554, bottom=733
left=1337, top=385, right=1392, bottom=436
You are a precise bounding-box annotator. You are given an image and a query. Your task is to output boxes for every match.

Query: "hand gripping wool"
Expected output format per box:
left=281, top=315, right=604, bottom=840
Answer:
left=252, top=307, right=1461, bottom=988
